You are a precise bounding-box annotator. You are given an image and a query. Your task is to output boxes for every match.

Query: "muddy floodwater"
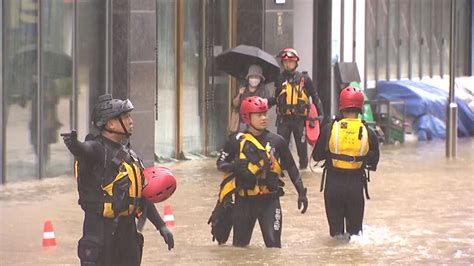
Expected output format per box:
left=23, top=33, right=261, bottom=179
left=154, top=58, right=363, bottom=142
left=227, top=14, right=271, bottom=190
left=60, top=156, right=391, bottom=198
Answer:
left=1, top=138, right=473, bottom=265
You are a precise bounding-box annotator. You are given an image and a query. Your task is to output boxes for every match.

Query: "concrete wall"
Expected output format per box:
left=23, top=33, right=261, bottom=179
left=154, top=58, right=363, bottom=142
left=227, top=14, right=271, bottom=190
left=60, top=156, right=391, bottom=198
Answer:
left=112, top=0, right=156, bottom=167
left=294, top=0, right=313, bottom=75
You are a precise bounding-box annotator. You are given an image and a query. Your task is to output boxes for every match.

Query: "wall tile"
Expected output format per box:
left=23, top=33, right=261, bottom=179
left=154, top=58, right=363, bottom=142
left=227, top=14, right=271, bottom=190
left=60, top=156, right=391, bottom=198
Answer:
left=112, top=0, right=130, bottom=98
left=130, top=12, right=156, bottom=61
left=131, top=0, right=155, bottom=11
left=130, top=62, right=156, bottom=112
left=129, top=111, right=155, bottom=167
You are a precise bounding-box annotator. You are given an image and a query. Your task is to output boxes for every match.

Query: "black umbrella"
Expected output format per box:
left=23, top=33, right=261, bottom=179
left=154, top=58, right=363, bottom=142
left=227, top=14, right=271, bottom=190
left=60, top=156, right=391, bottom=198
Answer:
left=9, top=44, right=72, bottom=80
left=7, top=44, right=73, bottom=99
left=215, top=45, right=280, bottom=83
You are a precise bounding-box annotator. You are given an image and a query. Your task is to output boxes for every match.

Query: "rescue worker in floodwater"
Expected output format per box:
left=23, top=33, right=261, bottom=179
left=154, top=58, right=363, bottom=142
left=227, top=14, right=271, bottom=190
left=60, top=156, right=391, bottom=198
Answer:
left=269, top=47, right=325, bottom=170
left=61, top=94, right=173, bottom=266
left=216, top=96, right=308, bottom=248
left=312, top=86, right=380, bottom=237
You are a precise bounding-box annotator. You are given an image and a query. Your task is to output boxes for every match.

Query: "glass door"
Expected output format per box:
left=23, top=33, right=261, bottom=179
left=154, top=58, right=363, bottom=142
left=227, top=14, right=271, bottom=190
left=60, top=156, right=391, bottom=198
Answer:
left=39, top=0, right=74, bottom=177
left=181, top=0, right=205, bottom=156
left=3, top=0, right=39, bottom=181
left=155, top=0, right=177, bottom=160
left=204, top=0, right=232, bottom=154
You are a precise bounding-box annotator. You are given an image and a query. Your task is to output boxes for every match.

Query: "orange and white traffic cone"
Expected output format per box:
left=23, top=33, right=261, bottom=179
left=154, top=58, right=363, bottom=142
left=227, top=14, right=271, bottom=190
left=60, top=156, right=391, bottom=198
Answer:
left=42, top=220, right=56, bottom=247
left=163, top=204, right=175, bottom=227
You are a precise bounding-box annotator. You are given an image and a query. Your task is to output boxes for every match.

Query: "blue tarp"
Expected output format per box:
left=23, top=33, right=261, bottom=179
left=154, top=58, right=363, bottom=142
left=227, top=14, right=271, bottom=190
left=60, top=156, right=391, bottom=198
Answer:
left=376, top=80, right=474, bottom=140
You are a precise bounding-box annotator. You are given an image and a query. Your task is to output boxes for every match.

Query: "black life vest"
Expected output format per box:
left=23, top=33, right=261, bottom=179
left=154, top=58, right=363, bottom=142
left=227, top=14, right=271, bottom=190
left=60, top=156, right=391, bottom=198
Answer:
left=75, top=139, right=144, bottom=219
left=277, top=73, right=310, bottom=116
left=218, top=133, right=284, bottom=200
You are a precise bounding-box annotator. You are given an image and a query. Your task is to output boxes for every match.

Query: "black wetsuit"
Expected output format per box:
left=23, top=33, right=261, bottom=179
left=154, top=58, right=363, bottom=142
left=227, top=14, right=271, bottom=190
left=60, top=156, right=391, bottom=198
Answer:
left=270, top=70, right=324, bottom=169
left=67, top=135, right=166, bottom=266
left=312, top=120, right=379, bottom=237
left=217, top=130, right=306, bottom=247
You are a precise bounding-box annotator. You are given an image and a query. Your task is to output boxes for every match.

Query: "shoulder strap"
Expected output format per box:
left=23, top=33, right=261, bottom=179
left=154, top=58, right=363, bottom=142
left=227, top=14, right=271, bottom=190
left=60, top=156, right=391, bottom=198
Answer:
left=242, top=133, right=267, bottom=151
left=298, top=74, right=305, bottom=91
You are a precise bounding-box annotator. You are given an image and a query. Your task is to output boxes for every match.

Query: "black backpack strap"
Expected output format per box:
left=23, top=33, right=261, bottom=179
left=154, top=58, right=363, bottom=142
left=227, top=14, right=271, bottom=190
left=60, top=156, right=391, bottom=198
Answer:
left=320, top=161, right=327, bottom=193
left=362, top=169, right=370, bottom=200
left=329, top=153, right=366, bottom=162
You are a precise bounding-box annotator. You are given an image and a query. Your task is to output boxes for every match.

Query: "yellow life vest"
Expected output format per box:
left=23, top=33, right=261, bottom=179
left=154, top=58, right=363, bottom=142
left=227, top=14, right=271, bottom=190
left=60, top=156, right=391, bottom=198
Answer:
left=277, top=75, right=310, bottom=116
left=75, top=159, right=144, bottom=218
left=218, top=133, right=284, bottom=200
left=328, top=118, right=369, bottom=170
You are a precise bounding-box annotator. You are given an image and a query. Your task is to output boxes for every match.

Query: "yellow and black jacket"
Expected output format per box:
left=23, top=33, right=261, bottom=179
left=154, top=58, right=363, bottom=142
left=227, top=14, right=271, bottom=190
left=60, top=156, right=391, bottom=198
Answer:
left=328, top=118, right=369, bottom=170
left=269, top=71, right=325, bottom=119
left=73, top=136, right=144, bottom=218
left=276, top=72, right=310, bottom=116
left=313, top=117, right=379, bottom=171
left=312, top=117, right=380, bottom=199
left=218, top=133, right=284, bottom=202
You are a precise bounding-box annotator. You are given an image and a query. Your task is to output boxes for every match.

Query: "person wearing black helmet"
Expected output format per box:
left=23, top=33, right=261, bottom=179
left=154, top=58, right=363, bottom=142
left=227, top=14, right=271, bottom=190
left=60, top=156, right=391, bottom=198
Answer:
left=270, top=48, right=325, bottom=170
left=312, top=87, right=380, bottom=238
left=61, top=94, right=173, bottom=266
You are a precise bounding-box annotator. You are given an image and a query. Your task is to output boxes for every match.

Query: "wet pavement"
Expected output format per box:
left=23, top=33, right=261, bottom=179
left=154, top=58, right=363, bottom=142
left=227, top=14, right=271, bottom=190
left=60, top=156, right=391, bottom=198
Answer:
left=0, top=138, right=473, bottom=265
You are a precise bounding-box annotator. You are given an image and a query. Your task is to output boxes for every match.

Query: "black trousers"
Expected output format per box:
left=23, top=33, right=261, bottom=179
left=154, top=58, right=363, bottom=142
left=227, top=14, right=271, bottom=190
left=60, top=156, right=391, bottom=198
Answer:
left=277, top=116, right=308, bottom=168
left=323, top=169, right=365, bottom=237
left=78, top=212, right=143, bottom=266
left=232, top=194, right=282, bottom=248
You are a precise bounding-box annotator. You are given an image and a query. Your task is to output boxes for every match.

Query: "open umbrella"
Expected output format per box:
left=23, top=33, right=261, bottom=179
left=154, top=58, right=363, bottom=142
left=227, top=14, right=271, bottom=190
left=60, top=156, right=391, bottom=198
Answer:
left=7, top=44, right=72, bottom=100
left=215, top=45, right=280, bottom=83
left=9, top=44, right=72, bottom=79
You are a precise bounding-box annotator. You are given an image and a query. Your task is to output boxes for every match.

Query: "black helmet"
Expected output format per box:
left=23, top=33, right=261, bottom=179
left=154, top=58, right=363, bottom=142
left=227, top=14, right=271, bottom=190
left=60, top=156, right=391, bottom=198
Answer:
left=91, top=94, right=134, bottom=128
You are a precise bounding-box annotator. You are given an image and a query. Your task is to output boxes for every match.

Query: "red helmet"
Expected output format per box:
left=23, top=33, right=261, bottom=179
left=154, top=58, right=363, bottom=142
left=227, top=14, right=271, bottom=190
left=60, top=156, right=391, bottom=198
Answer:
left=240, top=96, right=268, bottom=125
left=339, top=86, right=364, bottom=111
left=142, top=166, right=177, bottom=203
left=278, top=48, right=300, bottom=61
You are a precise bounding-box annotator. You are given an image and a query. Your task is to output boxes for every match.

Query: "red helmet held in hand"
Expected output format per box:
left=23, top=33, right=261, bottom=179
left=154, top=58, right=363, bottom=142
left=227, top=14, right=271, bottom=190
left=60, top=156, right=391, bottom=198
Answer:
left=240, top=96, right=268, bottom=125
left=339, top=86, right=364, bottom=111
left=142, top=166, right=177, bottom=203
left=278, top=48, right=300, bottom=62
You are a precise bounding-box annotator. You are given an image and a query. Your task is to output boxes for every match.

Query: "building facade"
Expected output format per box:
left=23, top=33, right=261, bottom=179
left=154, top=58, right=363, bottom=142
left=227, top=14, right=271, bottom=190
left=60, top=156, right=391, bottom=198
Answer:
left=1, top=0, right=472, bottom=183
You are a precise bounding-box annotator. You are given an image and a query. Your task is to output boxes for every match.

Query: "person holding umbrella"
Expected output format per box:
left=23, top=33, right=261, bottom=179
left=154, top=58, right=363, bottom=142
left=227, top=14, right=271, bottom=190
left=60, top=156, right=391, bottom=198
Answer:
left=271, top=47, right=325, bottom=170
left=231, top=64, right=268, bottom=132
left=216, top=45, right=280, bottom=133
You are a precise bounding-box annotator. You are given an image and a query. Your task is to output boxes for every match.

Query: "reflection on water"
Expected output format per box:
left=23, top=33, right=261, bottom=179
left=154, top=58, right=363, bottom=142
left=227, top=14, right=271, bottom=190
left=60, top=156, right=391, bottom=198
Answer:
left=0, top=138, right=473, bottom=264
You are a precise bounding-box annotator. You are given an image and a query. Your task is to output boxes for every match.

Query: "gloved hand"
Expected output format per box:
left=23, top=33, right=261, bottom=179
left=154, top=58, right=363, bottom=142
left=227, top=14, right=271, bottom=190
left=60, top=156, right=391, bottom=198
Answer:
left=158, top=225, right=174, bottom=250
left=60, top=130, right=77, bottom=148
left=297, top=187, right=308, bottom=214
left=294, top=178, right=308, bottom=214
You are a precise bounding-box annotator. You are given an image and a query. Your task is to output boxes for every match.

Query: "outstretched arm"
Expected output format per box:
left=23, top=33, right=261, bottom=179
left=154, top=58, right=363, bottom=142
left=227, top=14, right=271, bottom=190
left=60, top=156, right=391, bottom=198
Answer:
left=61, top=130, right=96, bottom=159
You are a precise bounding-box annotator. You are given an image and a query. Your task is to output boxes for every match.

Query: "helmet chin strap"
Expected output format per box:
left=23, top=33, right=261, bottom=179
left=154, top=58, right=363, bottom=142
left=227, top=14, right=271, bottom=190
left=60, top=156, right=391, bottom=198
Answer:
left=104, top=117, right=131, bottom=138
left=118, top=118, right=131, bottom=138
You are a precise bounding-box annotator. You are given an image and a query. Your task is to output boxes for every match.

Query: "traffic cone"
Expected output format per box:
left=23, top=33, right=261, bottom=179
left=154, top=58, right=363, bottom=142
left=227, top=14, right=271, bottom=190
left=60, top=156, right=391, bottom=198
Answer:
left=42, top=220, right=56, bottom=247
left=163, top=204, right=175, bottom=227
